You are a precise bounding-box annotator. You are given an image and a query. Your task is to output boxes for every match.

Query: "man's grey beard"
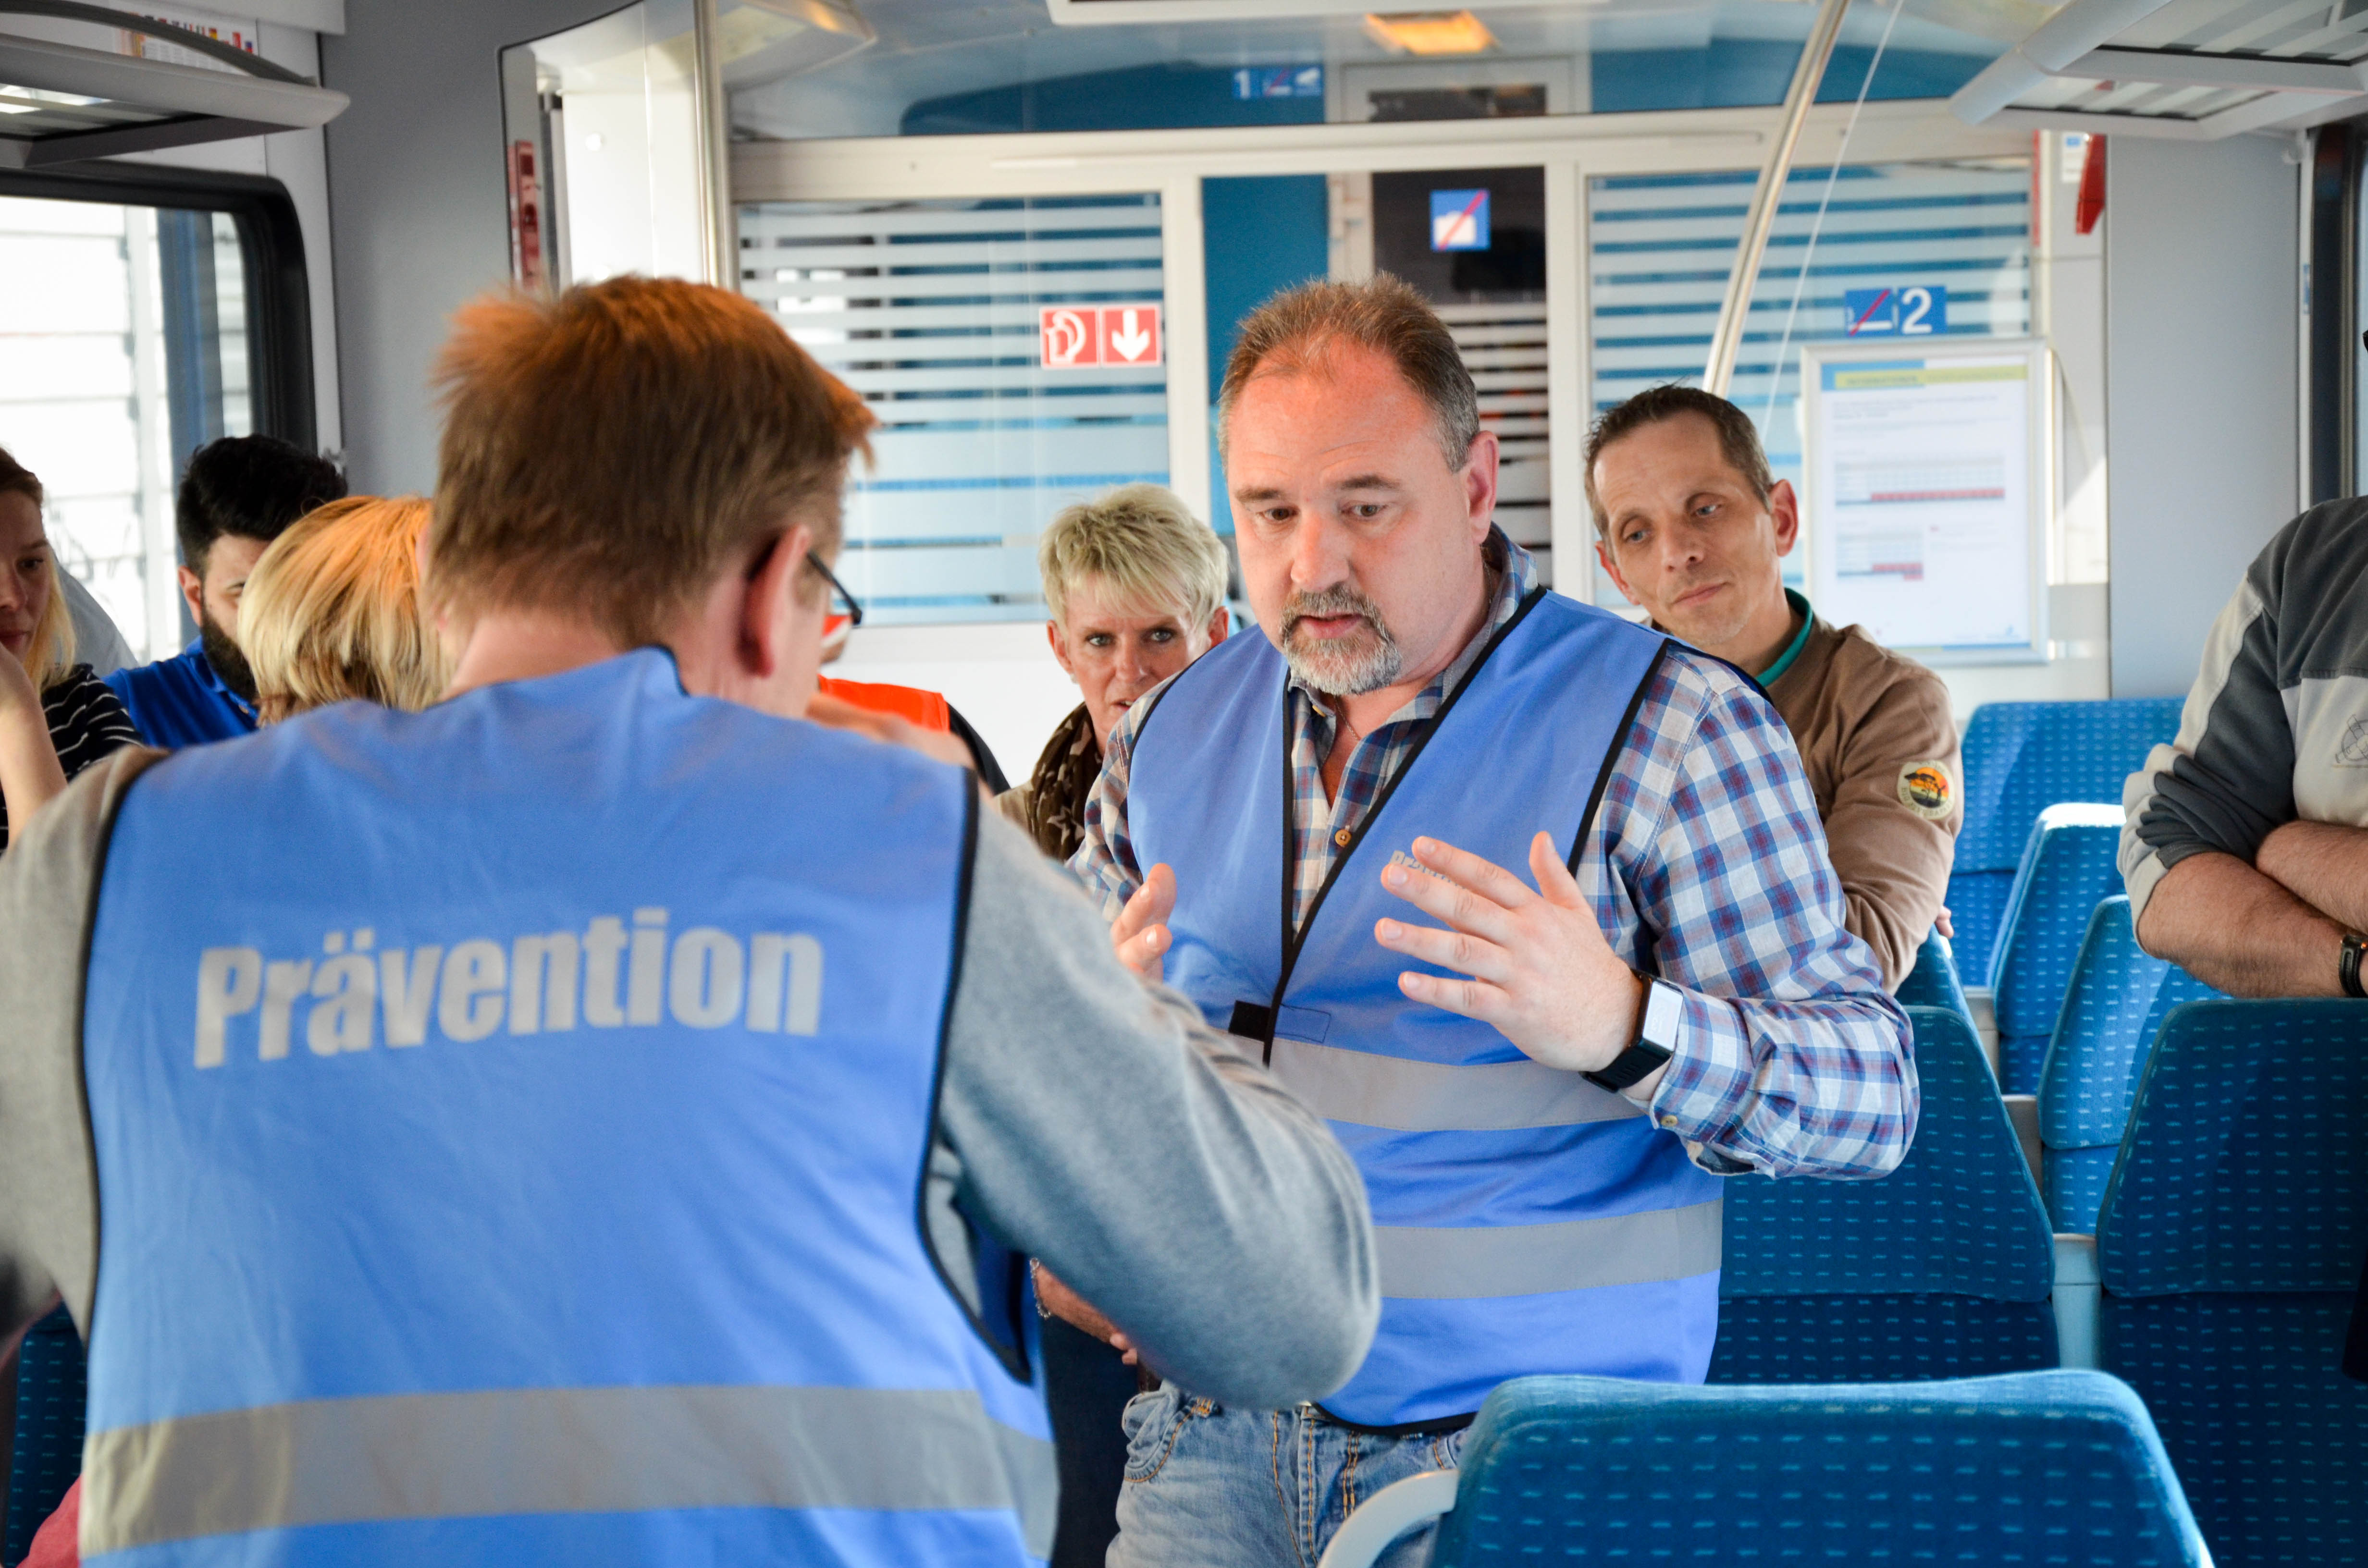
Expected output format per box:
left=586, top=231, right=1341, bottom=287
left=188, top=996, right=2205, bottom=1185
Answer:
left=1281, top=584, right=1403, bottom=696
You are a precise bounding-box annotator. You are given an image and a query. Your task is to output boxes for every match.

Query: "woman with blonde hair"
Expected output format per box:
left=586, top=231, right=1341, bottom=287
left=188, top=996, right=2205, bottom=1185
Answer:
left=240, top=494, right=452, bottom=724
left=1002, top=482, right=1230, bottom=862
left=0, top=445, right=138, bottom=849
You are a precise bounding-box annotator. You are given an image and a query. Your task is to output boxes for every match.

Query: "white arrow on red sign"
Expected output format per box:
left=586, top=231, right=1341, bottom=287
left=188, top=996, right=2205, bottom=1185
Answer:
left=1099, top=304, right=1161, bottom=366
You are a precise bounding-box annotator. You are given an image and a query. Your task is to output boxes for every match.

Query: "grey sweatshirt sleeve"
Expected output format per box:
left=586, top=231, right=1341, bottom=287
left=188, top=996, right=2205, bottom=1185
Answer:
left=0, top=747, right=162, bottom=1342
left=934, top=808, right=1380, bottom=1410
left=2120, top=520, right=2299, bottom=923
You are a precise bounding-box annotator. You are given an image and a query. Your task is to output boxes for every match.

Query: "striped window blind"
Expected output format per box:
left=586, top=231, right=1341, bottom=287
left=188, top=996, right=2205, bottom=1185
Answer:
left=738, top=194, right=1168, bottom=625
left=1587, top=159, right=2031, bottom=604
left=1439, top=300, right=1552, bottom=582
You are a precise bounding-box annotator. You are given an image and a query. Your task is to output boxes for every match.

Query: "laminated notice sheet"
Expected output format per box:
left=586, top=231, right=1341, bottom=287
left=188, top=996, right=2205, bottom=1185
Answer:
left=1798, top=341, right=2049, bottom=662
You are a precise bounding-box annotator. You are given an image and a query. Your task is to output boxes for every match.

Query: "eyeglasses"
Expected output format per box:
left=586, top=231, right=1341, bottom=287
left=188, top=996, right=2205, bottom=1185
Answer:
left=807, top=550, right=864, bottom=628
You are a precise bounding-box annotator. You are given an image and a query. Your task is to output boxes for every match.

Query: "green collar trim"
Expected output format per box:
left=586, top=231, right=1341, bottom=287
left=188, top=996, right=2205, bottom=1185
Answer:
left=1756, top=589, right=1815, bottom=687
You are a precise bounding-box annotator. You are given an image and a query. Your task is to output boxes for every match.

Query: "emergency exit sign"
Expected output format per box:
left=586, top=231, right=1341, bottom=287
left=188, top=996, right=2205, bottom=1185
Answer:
left=1039, top=305, right=1163, bottom=368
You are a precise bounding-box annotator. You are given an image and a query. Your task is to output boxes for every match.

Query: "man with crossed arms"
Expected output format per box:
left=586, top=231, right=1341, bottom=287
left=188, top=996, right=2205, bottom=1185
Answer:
left=1046, top=275, right=1916, bottom=1568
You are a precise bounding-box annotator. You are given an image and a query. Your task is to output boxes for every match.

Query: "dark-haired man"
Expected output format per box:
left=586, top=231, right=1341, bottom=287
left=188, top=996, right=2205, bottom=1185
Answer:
left=104, top=434, right=346, bottom=747
left=1074, top=279, right=1912, bottom=1568
left=1586, top=386, right=1961, bottom=989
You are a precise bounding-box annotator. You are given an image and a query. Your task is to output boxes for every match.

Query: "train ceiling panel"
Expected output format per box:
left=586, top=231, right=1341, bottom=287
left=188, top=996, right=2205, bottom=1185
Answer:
left=1951, top=0, right=2368, bottom=138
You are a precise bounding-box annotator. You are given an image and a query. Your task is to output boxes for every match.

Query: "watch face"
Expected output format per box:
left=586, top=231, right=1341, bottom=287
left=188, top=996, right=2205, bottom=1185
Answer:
left=1641, top=980, right=1685, bottom=1052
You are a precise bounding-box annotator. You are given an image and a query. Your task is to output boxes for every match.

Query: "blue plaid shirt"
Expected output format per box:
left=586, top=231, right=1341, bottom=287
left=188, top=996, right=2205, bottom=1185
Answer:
left=1070, top=536, right=1915, bottom=1180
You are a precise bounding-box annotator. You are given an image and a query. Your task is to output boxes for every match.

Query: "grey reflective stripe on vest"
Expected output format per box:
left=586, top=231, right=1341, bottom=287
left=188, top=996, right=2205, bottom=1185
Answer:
left=1270, top=1037, right=1645, bottom=1132
left=1374, top=1199, right=1723, bottom=1300
left=82, top=1383, right=1056, bottom=1559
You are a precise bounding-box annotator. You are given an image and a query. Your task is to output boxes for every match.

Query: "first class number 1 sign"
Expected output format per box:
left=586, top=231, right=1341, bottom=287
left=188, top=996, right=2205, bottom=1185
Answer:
left=1039, top=305, right=1163, bottom=369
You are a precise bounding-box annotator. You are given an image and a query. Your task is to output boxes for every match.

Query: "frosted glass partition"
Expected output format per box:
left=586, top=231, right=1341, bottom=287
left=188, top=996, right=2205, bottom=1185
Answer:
left=1586, top=158, right=2032, bottom=609
left=739, top=194, right=1170, bottom=626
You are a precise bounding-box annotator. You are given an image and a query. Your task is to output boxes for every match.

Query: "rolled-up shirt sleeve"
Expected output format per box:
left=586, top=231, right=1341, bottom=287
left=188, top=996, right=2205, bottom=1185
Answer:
left=1603, top=658, right=1917, bottom=1180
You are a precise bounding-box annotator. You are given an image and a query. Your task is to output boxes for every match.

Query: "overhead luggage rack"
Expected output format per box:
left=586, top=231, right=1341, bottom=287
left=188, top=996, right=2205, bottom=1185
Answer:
left=1951, top=0, right=2368, bottom=140
left=0, top=0, right=346, bottom=167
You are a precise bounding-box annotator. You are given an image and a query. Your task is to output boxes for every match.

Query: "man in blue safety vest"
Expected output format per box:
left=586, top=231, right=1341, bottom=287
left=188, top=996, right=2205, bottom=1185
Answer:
left=1052, top=276, right=1917, bottom=1568
left=0, top=277, right=1379, bottom=1567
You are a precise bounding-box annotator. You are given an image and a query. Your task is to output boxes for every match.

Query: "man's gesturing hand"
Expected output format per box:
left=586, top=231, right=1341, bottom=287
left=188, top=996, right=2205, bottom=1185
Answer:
left=1375, top=832, right=1646, bottom=1075
left=1112, top=862, right=1177, bottom=980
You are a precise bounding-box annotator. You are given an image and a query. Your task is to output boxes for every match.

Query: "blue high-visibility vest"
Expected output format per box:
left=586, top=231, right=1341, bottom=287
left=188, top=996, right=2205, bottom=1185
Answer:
left=1129, top=589, right=1727, bottom=1431
left=77, top=650, right=1054, bottom=1566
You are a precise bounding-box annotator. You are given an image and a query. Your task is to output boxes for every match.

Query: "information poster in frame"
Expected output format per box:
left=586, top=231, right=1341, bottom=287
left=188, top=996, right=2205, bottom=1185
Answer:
left=1798, top=338, right=2051, bottom=665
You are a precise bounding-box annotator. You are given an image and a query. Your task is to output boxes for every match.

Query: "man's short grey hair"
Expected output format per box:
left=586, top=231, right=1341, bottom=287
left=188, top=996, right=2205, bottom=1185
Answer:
left=1038, top=482, right=1231, bottom=629
left=1215, top=274, right=1480, bottom=473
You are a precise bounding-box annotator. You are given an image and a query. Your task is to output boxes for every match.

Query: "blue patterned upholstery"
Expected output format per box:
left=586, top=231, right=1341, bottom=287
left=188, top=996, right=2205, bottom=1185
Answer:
left=1893, top=926, right=1973, bottom=1026
left=1942, top=868, right=2016, bottom=992
left=1991, top=803, right=2127, bottom=1092
left=1711, top=1006, right=2058, bottom=1382
left=1948, top=698, right=2182, bottom=982
left=2096, top=999, right=2368, bottom=1568
left=1429, top=1371, right=2209, bottom=1567
left=2036, top=897, right=2220, bottom=1234
left=4, top=1307, right=83, bottom=1568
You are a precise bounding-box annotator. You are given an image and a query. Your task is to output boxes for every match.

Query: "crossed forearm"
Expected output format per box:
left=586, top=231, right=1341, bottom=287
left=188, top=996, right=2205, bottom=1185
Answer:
left=2255, top=820, right=2368, bottom=933
left=2136, top=849, right=2347, bottom=997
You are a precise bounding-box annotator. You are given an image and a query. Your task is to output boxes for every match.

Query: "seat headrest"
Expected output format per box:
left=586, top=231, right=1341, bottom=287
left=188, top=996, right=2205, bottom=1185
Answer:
left=1720, top=1006, right=2052, bottom=1303
left=2098, top=998, right=2368, bottom=1295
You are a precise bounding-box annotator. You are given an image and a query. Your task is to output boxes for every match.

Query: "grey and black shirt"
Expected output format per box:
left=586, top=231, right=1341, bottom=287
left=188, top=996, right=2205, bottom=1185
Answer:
left=2121, top=501, right=2368, bottom=919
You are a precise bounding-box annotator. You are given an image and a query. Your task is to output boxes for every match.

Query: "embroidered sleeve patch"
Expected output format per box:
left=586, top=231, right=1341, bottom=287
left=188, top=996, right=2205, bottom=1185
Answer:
left=1898, top=761, right=1954, bottom=820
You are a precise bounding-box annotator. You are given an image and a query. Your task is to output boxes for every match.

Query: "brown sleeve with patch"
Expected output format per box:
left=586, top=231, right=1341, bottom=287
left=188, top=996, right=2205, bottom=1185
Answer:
left=1818, top=653, right=1962, bottom=991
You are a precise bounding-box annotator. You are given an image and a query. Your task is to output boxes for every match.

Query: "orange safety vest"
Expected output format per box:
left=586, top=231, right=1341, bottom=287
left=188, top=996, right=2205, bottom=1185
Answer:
left=818, top=675, right=951, bottom=733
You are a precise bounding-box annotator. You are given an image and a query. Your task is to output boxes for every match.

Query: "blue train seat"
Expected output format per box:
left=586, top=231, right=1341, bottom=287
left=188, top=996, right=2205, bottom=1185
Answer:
left=4, top=1307, right=84, bottom=1568
left=1893, top=925, right=1973, bottom=1025
left=1991, top=802, right=2127, bottom=1093
left=1948, top=698, right=2183, bottom=984
left=1709, top=1005, right=2057, bottom=1383
left=1319, top=1371, right=2210, bottom=1568
left=2097, top=999, right=2368, bottom=1568
left=2036, top=897, right=2220, bottom=1234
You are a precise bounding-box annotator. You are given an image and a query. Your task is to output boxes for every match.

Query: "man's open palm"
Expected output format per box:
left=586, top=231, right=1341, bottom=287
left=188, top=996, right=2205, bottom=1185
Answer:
left=1375, top=832, right=1644, bottom=1075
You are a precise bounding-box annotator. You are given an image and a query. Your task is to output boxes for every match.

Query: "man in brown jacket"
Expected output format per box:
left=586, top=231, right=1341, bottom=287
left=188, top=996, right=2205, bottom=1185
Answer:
left=1585, top=385, right=1960, bottom=989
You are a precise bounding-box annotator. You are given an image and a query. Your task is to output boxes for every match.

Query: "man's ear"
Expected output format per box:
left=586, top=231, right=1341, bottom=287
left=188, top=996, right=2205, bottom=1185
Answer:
left=1206, top=605, right=1230, bottom=646
left=740, top=524, right=814, bottom=679
left=177, top=564, right=204, bottom=625
left=1767, top=478, right=1801, bottom=558
left=1461, top=429, right=1502, bottom=539
left=1595, top=539, right=1643, bottom=607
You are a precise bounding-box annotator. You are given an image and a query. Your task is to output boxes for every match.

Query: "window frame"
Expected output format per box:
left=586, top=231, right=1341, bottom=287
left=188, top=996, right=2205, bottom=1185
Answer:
left=0, top=161, right=316, bottom=450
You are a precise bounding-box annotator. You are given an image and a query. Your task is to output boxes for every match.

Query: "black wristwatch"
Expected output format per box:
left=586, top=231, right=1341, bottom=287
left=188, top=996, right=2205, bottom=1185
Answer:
left=1584, top=973, right=1684, bottom=1093
left=2341, top=932, right=2367, bottom=999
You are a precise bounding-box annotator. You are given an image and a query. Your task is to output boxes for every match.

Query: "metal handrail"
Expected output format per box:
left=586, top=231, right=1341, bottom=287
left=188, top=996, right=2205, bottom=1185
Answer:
left=1702, top=0, right=1851, bottom=395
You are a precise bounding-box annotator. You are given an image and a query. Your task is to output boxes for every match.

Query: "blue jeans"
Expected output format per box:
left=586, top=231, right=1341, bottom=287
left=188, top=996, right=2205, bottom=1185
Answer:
left=1109, top=1385, right=1465, bottom=1568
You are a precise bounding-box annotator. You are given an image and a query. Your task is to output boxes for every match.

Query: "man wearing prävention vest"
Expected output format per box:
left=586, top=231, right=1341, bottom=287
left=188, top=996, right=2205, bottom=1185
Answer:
left=1065, top=277, right=1917, bottom=1568
left=0, top=278, right=1379, bottom=1568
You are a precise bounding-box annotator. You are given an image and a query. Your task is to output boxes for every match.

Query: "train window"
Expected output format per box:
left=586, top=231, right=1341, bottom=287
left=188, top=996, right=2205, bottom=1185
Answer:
left=0, top=198, right=249, bottom=661
left=1585, top=157, right=2034, bottom=610
left=739, top=193, right=1169, bottom=625
left=0, top=169, right=312, bottom=663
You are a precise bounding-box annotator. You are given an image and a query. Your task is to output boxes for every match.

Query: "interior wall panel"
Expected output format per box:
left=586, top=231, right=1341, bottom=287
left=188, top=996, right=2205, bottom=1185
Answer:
left=2105, top=135, right=2300, bottom=699
left=321, top=0, right=621, bottom=493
